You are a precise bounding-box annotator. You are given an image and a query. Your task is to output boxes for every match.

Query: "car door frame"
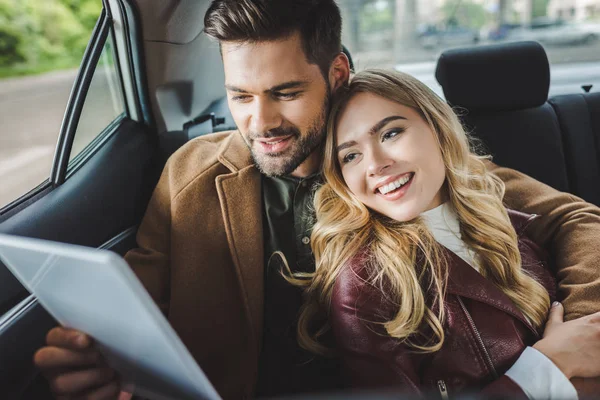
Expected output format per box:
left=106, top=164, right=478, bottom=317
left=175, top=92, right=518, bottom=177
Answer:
left=0, top=1, right=159, bottom=397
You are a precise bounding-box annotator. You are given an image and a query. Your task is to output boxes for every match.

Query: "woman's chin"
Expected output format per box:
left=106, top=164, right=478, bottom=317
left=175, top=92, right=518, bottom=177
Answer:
left=379, top=208, right=421, bottom=223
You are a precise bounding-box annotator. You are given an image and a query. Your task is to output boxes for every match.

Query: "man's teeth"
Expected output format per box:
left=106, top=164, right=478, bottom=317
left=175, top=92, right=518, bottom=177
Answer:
left=378, top=174, right=412, bottom=194
left=264, top=137, right=287, bottom=145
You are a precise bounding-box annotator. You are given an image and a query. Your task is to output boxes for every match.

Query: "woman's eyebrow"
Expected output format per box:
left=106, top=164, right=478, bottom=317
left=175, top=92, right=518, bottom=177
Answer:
left=367, top=115, right=407, bottom=136
left=336, top=115, right=407, bottom=153
left=336, top=140, right=357, bottom=153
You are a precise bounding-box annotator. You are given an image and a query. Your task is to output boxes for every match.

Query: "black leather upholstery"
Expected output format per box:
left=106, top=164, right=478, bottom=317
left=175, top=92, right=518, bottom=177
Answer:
left=436, top=41, right=600, bottom=206
left=464, top=104, right=570, bottom=192
left=436, top=41, right=550, bottom=112
left=549, top=93, right=600, bottom=205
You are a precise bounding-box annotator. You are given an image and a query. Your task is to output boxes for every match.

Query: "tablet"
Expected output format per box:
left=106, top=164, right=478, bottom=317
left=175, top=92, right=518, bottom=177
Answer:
left=0, top=233, right=221, bottom=400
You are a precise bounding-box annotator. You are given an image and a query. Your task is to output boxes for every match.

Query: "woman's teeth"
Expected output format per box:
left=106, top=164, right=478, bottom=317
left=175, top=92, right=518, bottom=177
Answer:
left=378, top=174, right=412, bottom=194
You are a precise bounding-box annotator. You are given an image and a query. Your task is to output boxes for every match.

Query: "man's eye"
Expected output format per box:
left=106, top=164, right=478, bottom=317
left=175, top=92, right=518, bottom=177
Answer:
left=382, top=128, right=405, bottom=142
left=342, top=152, right=359, bottom=164
left=274, top=92, right=301, bottom=100
left=231, top=94, right=251, bottom=102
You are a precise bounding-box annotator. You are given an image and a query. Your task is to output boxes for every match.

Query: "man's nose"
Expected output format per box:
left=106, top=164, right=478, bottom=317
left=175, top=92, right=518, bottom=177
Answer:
left=251, top=98, right=281, bottom=133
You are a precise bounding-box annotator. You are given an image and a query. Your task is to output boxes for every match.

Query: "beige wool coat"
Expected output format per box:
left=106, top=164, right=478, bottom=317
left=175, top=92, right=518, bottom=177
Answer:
left=125, top=130, right=600, bottom=399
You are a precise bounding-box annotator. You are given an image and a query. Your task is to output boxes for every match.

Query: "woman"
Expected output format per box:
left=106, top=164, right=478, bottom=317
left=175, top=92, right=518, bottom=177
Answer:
left=291, top=69, right=600, bottom=398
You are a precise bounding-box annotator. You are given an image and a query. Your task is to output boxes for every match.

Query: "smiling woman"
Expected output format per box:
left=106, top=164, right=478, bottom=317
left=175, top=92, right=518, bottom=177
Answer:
left=334, top=94, right=446, bottom=223
left=287, top=69, right=600, bottom=398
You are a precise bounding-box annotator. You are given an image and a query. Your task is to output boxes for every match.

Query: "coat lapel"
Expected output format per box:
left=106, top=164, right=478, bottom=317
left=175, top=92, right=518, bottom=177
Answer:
left=215, top=133, right=265, bottom=367
left=443, top=209, right=542, bottom=336
left=444, top=250, right=538, bottom=336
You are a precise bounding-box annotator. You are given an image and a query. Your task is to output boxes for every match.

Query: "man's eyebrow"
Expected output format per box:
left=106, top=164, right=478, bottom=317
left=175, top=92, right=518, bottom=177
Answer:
left=267, top=81, right=309, bottom=93
left=224, top=84, right=248, bottom=93
left=225, top=81, right=309, bottom=94
left=368, top=115, right=407, bottom=136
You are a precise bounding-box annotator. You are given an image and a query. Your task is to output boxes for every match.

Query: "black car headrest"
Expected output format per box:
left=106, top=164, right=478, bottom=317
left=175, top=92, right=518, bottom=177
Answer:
left=435, top=41, right=550, bottom=112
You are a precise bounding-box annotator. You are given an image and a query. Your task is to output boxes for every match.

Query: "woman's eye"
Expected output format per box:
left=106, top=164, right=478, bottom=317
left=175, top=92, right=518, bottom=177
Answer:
left=382, top=128, right=404, bottom=142
left=342, top=152, right=358, bottom=164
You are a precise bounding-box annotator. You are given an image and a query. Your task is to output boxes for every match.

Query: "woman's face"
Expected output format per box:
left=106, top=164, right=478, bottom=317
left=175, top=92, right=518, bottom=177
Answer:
left=335, top=92, right=446, bottom=222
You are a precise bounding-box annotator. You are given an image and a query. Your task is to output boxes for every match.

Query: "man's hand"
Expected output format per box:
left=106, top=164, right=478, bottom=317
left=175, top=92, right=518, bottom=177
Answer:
left=34, top=327, right=123, bottom=400
left=533, top=302, right=600, bottom=379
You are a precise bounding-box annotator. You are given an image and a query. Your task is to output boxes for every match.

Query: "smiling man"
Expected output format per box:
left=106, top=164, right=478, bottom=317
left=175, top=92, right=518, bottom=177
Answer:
left=33, top=1, right=600, bottom=399
left=221, top=33, right=335, bottom=178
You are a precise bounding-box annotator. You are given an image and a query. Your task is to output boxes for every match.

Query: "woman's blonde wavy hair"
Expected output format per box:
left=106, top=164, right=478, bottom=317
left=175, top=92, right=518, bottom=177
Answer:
left=289, top=69, right=550, bottom=355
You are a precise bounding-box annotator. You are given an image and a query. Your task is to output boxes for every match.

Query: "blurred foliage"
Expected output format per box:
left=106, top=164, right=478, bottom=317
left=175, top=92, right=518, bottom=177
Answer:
left=441, top=0, right=489, bottom=29
left=360, top=0, right=394, bottom=33
left=532, top=0, right=550, bottom=19
left=0, top=0, right=102, bottom=77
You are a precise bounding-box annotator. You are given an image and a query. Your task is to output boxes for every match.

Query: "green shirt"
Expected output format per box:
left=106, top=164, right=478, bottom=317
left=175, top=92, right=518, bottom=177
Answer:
left=257, top=173, right=342, bottom=396
left=262, top=173, right=319, bottom=276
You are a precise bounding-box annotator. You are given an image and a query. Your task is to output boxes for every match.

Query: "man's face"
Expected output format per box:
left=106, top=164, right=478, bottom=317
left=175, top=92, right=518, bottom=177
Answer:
left=222, top=33, right=330, bottom=177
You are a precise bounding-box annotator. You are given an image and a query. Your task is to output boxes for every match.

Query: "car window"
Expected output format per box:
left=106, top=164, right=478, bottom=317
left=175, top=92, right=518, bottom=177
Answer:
left=338, top=0, right=600, bottom=97
left=0, top=0, right=102, bottom=210
left=70, top=34, right=126, bottom=162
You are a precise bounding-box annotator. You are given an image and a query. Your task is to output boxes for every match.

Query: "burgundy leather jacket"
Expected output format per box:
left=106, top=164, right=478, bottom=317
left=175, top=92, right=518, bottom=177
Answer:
left=330, top=210, right=557, bottom=399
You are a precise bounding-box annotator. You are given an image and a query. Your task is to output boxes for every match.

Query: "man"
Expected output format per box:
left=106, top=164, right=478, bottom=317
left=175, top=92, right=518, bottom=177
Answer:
left=34, top=1, right=600, bottom=399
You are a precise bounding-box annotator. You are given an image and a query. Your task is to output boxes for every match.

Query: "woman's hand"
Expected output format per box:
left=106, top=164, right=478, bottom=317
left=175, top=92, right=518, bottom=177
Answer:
left=533, top=302, right=600, bottom=379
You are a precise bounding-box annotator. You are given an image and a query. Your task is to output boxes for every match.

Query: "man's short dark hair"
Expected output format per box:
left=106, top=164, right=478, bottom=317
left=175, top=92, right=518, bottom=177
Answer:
left=203, top=0, right=343, bottom=79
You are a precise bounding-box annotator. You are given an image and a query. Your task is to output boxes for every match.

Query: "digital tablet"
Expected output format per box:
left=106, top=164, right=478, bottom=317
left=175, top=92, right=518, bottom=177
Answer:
left=0, top=233, right=221, bottom=400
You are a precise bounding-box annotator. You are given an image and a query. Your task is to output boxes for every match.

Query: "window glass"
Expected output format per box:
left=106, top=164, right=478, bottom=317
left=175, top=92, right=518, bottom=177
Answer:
left=0, top=0, right=102, bottom=209
left=70, top=35, right=125, bottom=161
left=338, top=0, right=600, bottom=97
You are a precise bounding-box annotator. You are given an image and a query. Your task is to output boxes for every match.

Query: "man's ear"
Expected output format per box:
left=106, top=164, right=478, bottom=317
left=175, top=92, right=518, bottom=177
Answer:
left=328, top=52, right=350, bottom=93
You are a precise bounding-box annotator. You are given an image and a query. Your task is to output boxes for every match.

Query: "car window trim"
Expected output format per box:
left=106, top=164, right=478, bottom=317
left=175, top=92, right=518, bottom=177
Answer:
left=105, top=3, right=131, bottom=120
left=104, top=0, right=155, bottom=129
left=0, top=294, right=37, bottom=335
left=65, top=27, right=131, bottom=177
left=116, top=0, right=155, bottom=130
left=0, top=182, right=53, bottom=220
left=66, top=114, right=126, bottom=179
left=51, top=9, right=111, bottom=185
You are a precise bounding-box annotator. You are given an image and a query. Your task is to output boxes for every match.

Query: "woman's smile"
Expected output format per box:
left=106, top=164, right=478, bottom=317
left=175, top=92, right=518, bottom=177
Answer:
left=335, top=92, right=446, bottom=222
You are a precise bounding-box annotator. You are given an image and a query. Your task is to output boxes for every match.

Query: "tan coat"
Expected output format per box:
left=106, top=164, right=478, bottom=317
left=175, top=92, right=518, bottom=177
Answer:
left=125, top=130, right=600, bottom=399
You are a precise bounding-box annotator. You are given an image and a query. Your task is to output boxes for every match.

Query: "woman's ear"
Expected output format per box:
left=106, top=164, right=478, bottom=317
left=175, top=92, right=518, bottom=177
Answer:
left=328, top=53, right=350, bottom=93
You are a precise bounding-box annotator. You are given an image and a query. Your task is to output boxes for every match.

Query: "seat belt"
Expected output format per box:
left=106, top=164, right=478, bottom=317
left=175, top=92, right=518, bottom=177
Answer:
left=183, top=113, right=226, bottom=139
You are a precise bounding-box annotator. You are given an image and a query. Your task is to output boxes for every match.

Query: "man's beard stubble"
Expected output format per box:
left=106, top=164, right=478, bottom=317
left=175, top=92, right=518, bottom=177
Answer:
left=248, top=97, right=330, bottom=177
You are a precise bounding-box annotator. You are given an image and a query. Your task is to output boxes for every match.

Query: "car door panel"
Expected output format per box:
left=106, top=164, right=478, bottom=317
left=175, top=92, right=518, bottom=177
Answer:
left=0, top=119, right=156, bottom=242
left=0, top=118, right=160, bottom=398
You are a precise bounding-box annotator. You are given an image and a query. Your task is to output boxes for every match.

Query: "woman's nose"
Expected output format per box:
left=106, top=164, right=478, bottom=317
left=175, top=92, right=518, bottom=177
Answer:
left=367, top=156, right=393, bottom=177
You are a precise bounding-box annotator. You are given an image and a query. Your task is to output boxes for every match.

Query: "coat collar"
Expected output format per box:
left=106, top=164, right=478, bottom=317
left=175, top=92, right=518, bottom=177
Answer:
left=216, top=130, right=255, bottom=172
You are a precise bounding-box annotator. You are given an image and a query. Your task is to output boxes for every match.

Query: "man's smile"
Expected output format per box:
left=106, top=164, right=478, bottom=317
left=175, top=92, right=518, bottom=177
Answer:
left=254, top=135, right=294, bottom=154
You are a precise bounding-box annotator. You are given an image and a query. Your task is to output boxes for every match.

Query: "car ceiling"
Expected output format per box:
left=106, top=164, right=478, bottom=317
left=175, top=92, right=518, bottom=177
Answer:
left=128, top=0, right=225, bottom=133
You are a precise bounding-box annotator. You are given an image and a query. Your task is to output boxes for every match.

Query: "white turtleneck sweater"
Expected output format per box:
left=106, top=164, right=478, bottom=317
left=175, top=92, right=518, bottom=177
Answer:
left=421, top=203, right=577, bottom=400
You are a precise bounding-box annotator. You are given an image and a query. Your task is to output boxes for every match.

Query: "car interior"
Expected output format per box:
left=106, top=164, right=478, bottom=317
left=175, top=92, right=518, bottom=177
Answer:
left=435, top=40, right=600, bottom=206
left=0, top=0, right=598, bottom=398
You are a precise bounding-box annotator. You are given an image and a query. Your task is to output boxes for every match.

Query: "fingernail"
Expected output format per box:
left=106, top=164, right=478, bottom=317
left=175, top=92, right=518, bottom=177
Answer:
left=552, top=301, right=561, bottom=308
left=76, top=334, right=88, bottom=347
